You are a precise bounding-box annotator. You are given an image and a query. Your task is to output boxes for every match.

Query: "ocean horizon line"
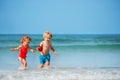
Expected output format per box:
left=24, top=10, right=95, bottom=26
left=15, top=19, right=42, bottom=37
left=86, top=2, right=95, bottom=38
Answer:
left=0, top=33, right=120, bottom=35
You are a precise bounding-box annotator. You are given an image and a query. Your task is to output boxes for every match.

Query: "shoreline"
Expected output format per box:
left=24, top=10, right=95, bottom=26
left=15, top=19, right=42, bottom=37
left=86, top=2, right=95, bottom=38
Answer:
left=0, top=67, right=120, bottom=80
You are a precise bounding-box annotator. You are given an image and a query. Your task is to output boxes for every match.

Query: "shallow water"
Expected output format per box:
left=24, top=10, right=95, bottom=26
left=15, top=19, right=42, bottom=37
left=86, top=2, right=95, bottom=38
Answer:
left=0, top=34, right=120, bottom=68
left=0, top=67, right=120, bottom=80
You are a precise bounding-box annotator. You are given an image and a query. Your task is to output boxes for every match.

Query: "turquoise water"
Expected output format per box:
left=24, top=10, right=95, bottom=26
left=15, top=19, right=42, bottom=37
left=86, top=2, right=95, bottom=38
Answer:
left=0, top=34, right=120, bottom=80
left=0, top=34, right=120, bottom=69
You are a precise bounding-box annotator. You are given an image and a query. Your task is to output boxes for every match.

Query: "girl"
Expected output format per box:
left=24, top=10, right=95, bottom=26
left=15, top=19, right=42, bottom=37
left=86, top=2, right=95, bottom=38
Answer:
left=10, top=36, right=34, bottom=70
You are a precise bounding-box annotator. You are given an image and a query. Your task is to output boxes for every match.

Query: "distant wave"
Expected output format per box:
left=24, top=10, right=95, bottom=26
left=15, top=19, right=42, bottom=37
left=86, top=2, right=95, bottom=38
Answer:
left=1, top=44, right=120, bottom=51
left=0, top=34, right=120, bottom=51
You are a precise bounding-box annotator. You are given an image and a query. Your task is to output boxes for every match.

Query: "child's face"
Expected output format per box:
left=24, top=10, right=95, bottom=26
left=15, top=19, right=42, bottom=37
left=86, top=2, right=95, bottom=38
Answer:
left=44, top=36, right=51, bottom=41
left=23, top=39, right=30, bottom=46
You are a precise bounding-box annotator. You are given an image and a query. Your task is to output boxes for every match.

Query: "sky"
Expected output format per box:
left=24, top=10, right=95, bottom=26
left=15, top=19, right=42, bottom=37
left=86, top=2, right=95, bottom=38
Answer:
left=0, top=0, right=120, bottom=34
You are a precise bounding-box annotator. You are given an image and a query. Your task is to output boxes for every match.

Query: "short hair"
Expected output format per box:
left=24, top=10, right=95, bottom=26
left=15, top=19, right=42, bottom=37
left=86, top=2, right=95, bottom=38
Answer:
left=20, top=36, right=31, bottom=43
left=43, top=31, right=52, bottom=39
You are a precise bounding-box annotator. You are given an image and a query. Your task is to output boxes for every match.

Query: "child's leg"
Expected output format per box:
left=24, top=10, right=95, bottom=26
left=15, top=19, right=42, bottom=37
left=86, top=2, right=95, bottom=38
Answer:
left=39, top=55, right=44, bottom=69
left=22, top=59, right=27, bottom=69
left=18, top=57, right=27, bottom=70
left=40, top=64, right=44, bottom=69
left=46, top=62, right=50, bottom=70
left=18, top=57, right=24, bottom=67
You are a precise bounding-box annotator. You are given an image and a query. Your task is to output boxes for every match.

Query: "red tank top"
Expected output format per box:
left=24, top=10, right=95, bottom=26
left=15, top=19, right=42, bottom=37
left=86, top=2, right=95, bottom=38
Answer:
left=19, top=45, right=29, bottom=59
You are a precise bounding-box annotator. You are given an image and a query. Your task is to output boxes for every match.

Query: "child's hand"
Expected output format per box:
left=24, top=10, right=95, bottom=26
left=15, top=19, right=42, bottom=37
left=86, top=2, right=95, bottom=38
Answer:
left=36, top=47, right=38, bottom=51
left=36, top=47, right=42, bottom=52
left=54, top=51, right=58, bottom=55
left=10, top=48, right=15, bottom=51
left=31, top=49, right=35, bottom=53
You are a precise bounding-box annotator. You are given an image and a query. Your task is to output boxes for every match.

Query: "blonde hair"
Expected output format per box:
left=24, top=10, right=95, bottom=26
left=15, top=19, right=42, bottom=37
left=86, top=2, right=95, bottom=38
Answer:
left=43, top=31, right=52, bottom=39
left=20, top=36, right=31, bottom=43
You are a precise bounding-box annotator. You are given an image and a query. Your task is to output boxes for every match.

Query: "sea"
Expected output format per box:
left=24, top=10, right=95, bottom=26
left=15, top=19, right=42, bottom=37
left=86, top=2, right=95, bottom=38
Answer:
left=0, top=34, right=120, bottom=80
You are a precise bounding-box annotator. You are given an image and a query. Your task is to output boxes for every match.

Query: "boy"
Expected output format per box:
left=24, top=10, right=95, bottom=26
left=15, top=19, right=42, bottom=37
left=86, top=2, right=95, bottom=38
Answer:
left=36, top=31, right=57, bottom=70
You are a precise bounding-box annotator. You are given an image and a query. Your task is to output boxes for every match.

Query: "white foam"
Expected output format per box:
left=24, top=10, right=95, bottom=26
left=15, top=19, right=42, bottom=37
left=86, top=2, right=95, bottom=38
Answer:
left=0, top=67, right=120, bottom=80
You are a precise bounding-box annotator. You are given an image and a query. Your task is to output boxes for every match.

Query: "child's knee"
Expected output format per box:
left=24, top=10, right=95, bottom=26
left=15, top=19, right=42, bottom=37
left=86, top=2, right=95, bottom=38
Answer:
left=46, top=62, right=50, bottom=66
left=18, top=57, right=22, bottom=62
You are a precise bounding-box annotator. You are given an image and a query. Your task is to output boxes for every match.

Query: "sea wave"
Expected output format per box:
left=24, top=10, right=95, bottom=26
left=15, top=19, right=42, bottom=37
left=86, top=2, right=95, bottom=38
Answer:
left=0, top=67, right=120, bottom=80
left=0, top=34, right=120, bottom=51
left=0, top=44, right=120, bottom=52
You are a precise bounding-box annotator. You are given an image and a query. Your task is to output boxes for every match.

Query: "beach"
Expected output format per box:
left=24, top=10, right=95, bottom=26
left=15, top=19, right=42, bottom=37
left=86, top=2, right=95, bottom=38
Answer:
left=0, top=34, right=120, bottom=80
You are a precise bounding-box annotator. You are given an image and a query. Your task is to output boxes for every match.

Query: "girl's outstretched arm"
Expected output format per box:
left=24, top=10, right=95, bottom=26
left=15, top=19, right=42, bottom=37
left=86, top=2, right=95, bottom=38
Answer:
left=29, top=47, right=35, bottom=53
left=10, top=45, right=21, bottom=51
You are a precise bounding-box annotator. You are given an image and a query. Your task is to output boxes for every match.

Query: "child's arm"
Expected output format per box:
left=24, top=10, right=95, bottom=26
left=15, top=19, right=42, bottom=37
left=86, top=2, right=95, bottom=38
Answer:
left=50, top=43, right=58, bottom=55
left=29, top=47, right=35, bottom=53
left=36, top=42, right=43, bottom=52
left=10, top=45, right=21, bottom=51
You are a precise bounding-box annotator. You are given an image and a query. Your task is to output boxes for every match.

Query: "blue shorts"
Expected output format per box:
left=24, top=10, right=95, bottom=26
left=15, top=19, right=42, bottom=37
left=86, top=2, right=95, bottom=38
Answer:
left=39, top=54, right=50, bottom=64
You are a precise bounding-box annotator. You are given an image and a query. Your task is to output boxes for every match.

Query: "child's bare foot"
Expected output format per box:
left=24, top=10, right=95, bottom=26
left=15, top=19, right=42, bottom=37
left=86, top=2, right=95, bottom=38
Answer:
left=18, top=66, right=27, bottom=70
left=23, top=67, right=27, bottom=70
